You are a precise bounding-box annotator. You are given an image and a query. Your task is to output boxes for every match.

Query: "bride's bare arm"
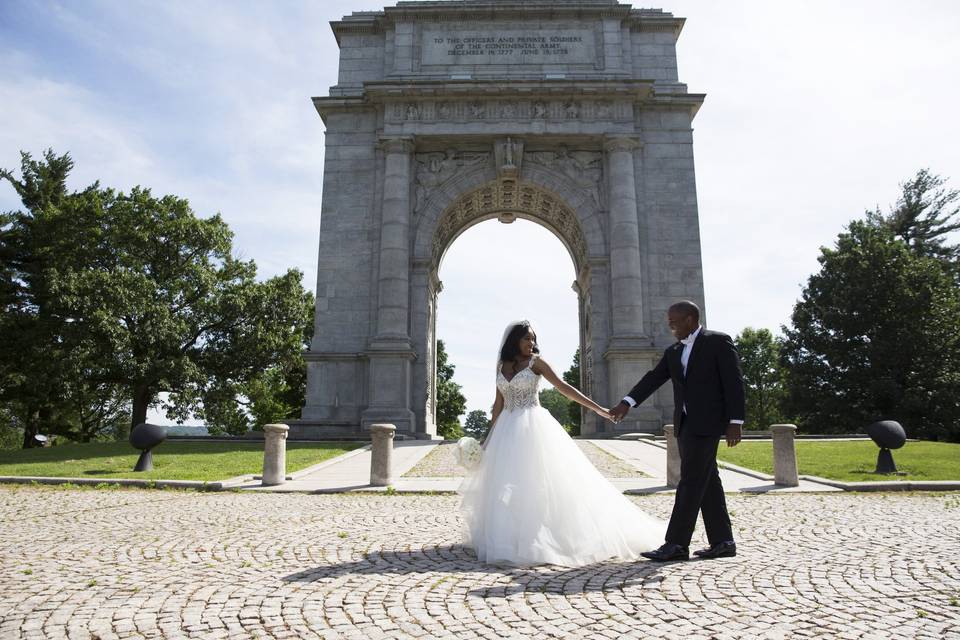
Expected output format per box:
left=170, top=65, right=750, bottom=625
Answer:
left=532, top=357, right=610, bottom=418
left=483, top=388, right=505, bottom=449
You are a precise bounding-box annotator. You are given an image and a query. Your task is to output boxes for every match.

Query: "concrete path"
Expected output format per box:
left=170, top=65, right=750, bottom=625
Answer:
left=235, top=440, right=440, bottom=493
left=239, top=438, right=840, bottom=494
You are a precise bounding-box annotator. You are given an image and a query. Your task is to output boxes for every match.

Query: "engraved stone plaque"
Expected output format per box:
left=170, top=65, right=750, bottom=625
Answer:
left=422, top=28, right=596, bottom=66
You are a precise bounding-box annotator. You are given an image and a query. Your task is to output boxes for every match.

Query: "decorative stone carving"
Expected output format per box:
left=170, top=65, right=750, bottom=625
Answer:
left=389, top=99, right=628, bottom=123
left=432, top=181, right=587, bottom=271
left=494, top=137, right=524, bottom=181
left=414, top=150, right=491, bottom=213
left=526, top=146, right=603, bottom=208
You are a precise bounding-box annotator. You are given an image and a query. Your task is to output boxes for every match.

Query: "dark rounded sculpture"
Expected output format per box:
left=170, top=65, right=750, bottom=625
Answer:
left=867, top=420, right=906, bottom=450
left=130, top=423, right=167, bottom=472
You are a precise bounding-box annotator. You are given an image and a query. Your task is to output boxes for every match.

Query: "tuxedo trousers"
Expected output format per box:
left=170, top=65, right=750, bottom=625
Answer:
left=664, top=423, right=734, bottom=547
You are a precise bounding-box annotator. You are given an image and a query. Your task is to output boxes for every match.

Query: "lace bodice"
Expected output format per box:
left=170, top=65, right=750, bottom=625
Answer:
left=497, top=356, right=541, bottom=411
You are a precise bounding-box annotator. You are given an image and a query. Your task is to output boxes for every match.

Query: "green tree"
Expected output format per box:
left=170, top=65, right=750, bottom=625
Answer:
left=539, top=387, right=572, bottom=430
left=735, top=328, right=787, bottom=429
left=1, top=150, right=312, bottom=441
left=562, top=348, right=582, bottom=435
left=866, top=169, right=960, bottom=266
left=464, top=409, right=490, bottom=440
left=436, top=339, right=466, bottom=439
left=781, top=219, right=960, bottom=440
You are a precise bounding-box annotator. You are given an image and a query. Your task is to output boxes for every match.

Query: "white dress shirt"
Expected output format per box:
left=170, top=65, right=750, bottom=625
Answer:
left=622, top=325, right=744, bottom=425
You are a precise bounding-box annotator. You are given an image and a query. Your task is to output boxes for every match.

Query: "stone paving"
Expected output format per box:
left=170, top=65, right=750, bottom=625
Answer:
left=2, top=488, right=959, bottom=639
left=402, top=441, right=646, bottom=479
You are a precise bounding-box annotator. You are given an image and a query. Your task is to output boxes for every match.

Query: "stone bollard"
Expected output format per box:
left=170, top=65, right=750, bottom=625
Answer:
left=663, top=424, right=681, bottom=488
left=771, top=424, right=799, bottom=487
left=261, top=423, right=289, bottom=486
left=369, top=423, right=396, bottom=487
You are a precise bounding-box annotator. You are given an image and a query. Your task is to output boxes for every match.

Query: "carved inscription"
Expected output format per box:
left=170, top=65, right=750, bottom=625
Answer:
left=422, top=29, right=596, bottom=65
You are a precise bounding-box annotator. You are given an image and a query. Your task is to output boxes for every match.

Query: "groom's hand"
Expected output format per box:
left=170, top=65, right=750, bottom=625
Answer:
left=725, top=423, right=742, bottom=447
left=609, top=401, right=630, bottom=424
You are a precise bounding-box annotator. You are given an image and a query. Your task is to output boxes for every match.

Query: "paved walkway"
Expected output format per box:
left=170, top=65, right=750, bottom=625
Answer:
left=234, top=439, right=838, bottom=494
left=1, top=487, right=957, bottom=639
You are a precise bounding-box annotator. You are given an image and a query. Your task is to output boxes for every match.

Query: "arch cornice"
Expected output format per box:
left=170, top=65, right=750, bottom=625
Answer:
left=412, top=163, right=607, bottom=275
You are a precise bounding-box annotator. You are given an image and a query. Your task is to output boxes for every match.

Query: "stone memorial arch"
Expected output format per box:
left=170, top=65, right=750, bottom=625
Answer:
left=293, top=0, right=707, bottom=439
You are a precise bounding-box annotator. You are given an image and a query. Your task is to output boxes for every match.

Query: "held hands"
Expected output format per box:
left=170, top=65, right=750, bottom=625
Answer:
left=608, top=402, right=630, bottom=424
left=592, top=406, right=613, bottom=420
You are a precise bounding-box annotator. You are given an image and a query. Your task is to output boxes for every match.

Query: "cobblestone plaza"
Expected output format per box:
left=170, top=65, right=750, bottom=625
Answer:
left=1, top=488, right=958, bottom=639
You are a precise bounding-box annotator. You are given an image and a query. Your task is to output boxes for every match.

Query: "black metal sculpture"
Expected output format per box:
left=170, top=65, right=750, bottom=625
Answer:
left=130, top=423, right=167, bottom=472
left=866, top=420, right=906, bottom=474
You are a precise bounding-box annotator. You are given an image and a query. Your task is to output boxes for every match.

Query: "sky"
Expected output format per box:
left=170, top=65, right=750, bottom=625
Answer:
left=2, top=0, right=958, bottom=423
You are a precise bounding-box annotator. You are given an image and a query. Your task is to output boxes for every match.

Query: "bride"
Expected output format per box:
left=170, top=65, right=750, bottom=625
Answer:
left=458, top=320, right=666, bottom=567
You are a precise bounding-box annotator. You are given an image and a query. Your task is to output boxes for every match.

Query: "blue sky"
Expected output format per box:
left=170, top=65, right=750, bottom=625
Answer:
left=2, top=1, right=959, bottom=423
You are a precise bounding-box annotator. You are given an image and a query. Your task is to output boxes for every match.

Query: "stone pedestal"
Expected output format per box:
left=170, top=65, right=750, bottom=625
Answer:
left=262, top=423, right=289, bottom=486
left=370, top=423, right=396, bottom=486
left=771, top=424, right=799, bottom=487
left=663, top=423, right=680, bottom=488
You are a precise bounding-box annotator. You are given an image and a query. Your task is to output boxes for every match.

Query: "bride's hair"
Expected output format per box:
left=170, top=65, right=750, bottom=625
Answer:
left=499, top=321, right=539, bottom=363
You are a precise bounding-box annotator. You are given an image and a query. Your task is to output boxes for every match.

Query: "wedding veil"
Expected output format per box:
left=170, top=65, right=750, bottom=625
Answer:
left=496, top=320, right=532, bottom=374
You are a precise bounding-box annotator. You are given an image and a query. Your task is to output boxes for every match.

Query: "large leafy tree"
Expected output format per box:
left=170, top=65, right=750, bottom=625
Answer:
left=1, top=150, right=312, bottom=441
left=781, top=221, right=960, bottom=440
left=782, top=170, right=960, bottom=441
left=735, top=328, right=787, bottom=429
left=463, top=409, right=490, bottom=440
left=435, top=339, right=466, bottom=439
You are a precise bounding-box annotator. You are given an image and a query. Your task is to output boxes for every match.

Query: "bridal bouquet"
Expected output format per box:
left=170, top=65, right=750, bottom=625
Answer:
left=453, top=436, right=483, bottom=470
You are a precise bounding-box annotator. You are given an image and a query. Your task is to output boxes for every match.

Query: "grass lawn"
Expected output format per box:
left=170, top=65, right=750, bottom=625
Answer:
left=0, top=440, right=364, bottom=482
left=717, top=440, right=960, bottom=482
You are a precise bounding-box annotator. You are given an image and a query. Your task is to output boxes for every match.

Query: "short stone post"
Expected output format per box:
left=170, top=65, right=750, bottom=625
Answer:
left=370, top=423, right=396, bottom=487
left=771, top=424, right=799, bottom=487
left=663, top=424, right=681, bottom=488
left=262, top=423, right=289, bottom=486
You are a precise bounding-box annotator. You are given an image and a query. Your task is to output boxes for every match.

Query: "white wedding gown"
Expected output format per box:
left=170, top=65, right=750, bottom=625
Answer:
left=458, top=356, right=666, bottom=567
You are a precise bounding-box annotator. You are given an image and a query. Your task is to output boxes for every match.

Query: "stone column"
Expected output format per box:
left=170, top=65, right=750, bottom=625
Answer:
left=261, top=423, right=289, bottom=486
left=663, top=424, right=680, bottom=488
left=771, top=424, right=799, bottom=487
left=603, top=136, right=645, bottom=339
left=370, top=423, right=396, bottom=486
left=376, top=136, right=415, bottom=342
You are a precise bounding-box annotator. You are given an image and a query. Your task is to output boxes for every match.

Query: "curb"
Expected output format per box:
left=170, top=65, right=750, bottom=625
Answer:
left=0, top=476, right=223, bottom=491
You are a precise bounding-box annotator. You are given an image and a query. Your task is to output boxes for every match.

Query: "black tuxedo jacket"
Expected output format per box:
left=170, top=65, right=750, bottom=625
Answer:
left=626, top=329, right=746, bottom=437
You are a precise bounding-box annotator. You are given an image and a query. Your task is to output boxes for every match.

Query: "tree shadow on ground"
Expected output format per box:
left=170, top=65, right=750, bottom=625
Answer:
left=282, top=544, right=669, bottom=596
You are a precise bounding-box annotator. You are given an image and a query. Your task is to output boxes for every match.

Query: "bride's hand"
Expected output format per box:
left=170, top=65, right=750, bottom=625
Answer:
left=593, top=406, right=612, bottom=419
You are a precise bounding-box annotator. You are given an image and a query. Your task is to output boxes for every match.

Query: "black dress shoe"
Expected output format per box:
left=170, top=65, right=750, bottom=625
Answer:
left=693, top=541, right=737, bottom=559
left=640, top=543, right=689, bottom=562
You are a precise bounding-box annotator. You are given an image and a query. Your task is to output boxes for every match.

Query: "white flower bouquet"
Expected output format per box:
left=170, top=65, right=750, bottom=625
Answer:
left=453, top=436, right=483, bottom=470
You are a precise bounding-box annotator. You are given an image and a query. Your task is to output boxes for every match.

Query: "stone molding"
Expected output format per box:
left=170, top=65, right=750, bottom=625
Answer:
left=379, top=136, right=416, bottom=154
left=386, top=98, right=633, bottom=123
left=602, top=136, right=641, bottom=152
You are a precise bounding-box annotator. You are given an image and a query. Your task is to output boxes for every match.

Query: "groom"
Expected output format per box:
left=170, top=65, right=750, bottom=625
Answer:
left=609, top=300, right=745, bottom=561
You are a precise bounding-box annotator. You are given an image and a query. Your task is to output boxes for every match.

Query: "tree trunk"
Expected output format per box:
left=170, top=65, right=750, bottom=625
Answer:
left=130, top=385, right=152, bottom=434
left=22, top=409, right=40, bottom=449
